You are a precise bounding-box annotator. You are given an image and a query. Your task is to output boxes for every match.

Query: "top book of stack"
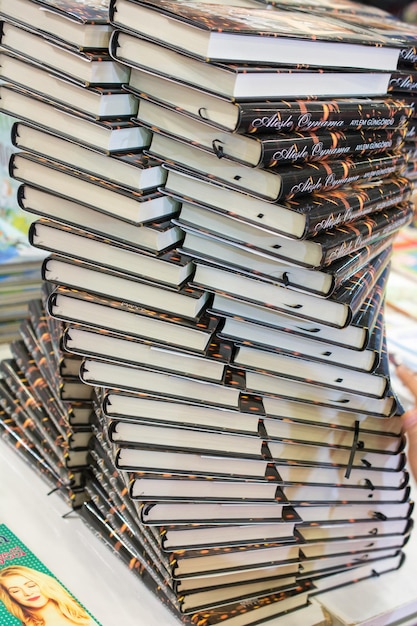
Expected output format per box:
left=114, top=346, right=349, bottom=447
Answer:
left=261, top=0, right=417, bottom=69
left=0, top=0, right=112, bottom=50
left=109, top=0, right=405, bottom=71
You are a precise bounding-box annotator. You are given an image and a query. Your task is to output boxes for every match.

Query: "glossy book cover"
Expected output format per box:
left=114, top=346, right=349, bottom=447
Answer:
left=0, top=524, right=102, bottom=625
left=32, top=0, right=109, bottom=23
left=46, top=286, right=219, bottom=354
left=227, top=127, right=407, bottom=168
left=189, top=96, right=413, bottom=135
left=112, top=0, right=399, bottom=48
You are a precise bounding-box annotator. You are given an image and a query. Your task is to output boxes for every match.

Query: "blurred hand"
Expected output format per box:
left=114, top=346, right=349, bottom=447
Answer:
left=396, top=363, right=417, bottom=483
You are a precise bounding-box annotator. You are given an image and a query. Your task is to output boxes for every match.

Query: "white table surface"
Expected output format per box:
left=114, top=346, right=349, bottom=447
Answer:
left=1, top=431, right=417, bottom=626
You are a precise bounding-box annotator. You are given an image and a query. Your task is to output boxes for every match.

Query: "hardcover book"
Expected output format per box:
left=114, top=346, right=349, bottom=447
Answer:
left=12, top=122, right=166, bottom=194
left=172, top=548, right=404, bottom=606
left=217, top=306, right=386, bottom=371
left=112, top=433, right=404, bottom=483
left=29, top=219, right=194, bottom=289
left=173, top=570, right=305, bottom=615
left=180, top=227, right=394, bottom=298
left=0, top=85, right=149, bottom=154
left=109, top=415, right=404, bottom=469
left=190, top=246, right=392, bottom=329
left=0, top=20, right=130, bottom=86
left=0, top=0, right=112, bottom=50
left=42, top=254, right=210, bottom=319
left=18, top=185, right=183, bottom=253
left=10, top=153, right=178, bottom=225
left=297, top=518, right=411, bottom=543
left=0, top=52, right=139, bottom=119
left=128, top=472, right=409, bottom=507
left=138, top=498, right=413, bottom=526
left=79, top=356, right=399, bottom=417
left=94, top=498, right=317, bottom=622
left=209, top=264, right=388, bottom=351
left=111, top=30, right=394, bottom=100
left=177, top=199, right=411, bottom=269
left=155, top=519, right=292, bottom=551
left=63, top=325, right=230, bottom=383
left=150, top=132, right=409, bottom=202
left=101, top=388, right=402, bottom=438
left=230, top=335, right=392, bottom=398
left=126, top=67, right=413, bottom=134
left=82, top=451, right=321, bottom=621
left=136, top=98, right=407, bottom=168
left=113, top=431, right=405, bottom=476
left=47, top=286, right=219, bottom=353
left=109, top=0, right=402, bottom=70
left=165, top=167, right=411, bottom=239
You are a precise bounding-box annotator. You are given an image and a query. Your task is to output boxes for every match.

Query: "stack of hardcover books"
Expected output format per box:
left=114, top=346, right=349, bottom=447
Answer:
left=1, top=0, right=417, bottom=624
left=0, top=289, right=94, bottom=511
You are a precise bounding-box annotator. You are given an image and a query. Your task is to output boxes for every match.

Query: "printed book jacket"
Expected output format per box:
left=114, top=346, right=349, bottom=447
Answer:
left=110, top=0, right=402, bottom=51
left=25, top=0, right=110, bottom=24
left=0, top=523, right=102, bottom=625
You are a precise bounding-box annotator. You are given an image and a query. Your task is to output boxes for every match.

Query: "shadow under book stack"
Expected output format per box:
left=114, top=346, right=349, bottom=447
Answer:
left=1, top=0, right=417, bottom=625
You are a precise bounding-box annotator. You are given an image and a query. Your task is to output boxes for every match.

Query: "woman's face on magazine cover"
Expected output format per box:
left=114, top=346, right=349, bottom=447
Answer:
left=2, top=574, right=48, bottom=609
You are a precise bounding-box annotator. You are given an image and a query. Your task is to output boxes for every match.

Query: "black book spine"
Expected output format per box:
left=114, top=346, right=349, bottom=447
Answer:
left=389, top=71, right=417, bottom=95
left=0, top=359, right=68, bottom=462
left=78, top=500, right=191, bottom=623
left=10, top=339, right=70, bottom=439
left=0, top=395, right=62, bottom=485
left=300, top=176, right=411, bottom=237
left=318, top=201, right=413, bottom=267
left=235, top=98, right=413, bottom=135
left=351, top=265, right=389, bottom=342
left=278, top=153, right=408, bottom=200
left=259, top=128, right=406, bottom=168
left=85, top=476, right=173, bottom=581
left=0, top=378, right=81, bottom=492
left=332, top=248, right=391, bottom=316
left=398, top=45, right=417, bottom=67
left=328, top=236, right=393, bottom=292
left=27, top=298, right=61, bottom=383
left=0, top=410, right=85, bottom=508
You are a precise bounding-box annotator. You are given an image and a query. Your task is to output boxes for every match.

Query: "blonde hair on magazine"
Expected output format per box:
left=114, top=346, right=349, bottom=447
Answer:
left=0, top=564, right=94, bottom=625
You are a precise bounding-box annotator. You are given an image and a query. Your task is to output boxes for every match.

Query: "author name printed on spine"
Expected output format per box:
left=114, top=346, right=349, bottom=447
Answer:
left=250, top=112, right=400, bottom=132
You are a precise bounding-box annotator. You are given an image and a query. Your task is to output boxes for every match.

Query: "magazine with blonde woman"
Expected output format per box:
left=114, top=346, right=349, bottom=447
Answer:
left=0, top=524, right=101, bottom=626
